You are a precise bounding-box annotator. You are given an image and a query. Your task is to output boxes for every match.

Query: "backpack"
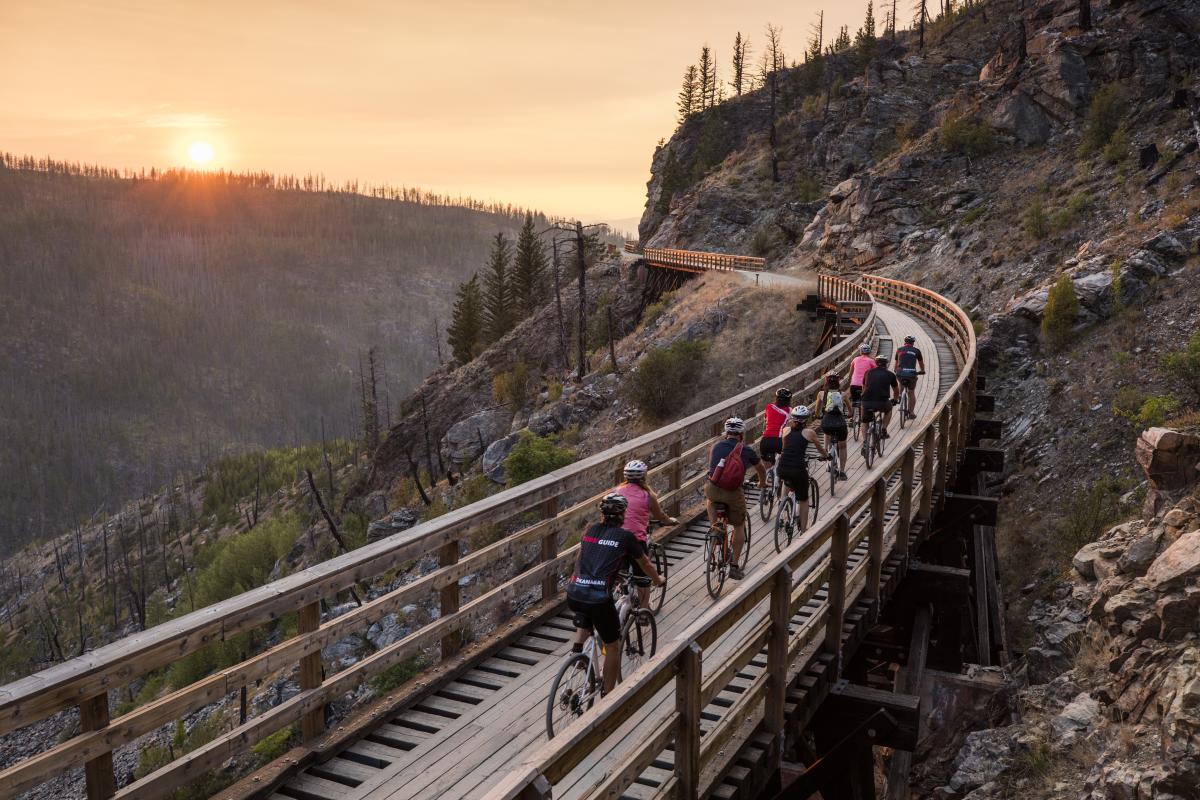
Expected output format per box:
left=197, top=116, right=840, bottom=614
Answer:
left=709, top=441, right=746, bottom=490
left=824, top=390, right=845, bottom=415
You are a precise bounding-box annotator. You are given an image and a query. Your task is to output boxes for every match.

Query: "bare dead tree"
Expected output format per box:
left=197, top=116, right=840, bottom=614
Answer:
left=606, top=305, right=620, bottom=374
left=574, top=221, right=588, bottom=380
left=304, top=469, right=363, bottom=606
left=551, top=238, right=570, bottom=370
left=407, top=454, right=432, bottom=506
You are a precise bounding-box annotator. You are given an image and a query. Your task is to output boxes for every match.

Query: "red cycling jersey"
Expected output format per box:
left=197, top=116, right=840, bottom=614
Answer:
left=763, top=404, right=790, bottom=438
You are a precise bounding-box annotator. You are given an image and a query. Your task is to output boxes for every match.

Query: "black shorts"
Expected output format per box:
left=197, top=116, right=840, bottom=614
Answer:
left=862, top=400, right=892, bottom=422
left=760, top=436, right=783, bottom=463
left=568, top=597, right=621, bottom=644
left=850, top=386, right=863, bottom=402
left=778, top=468, right=810, bottom=501
left=897, top=372, right=918, bottom=389
left=821, top=421, right=848, bottom=442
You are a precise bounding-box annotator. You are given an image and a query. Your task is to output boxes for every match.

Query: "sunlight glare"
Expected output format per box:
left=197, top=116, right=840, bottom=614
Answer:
left=187, top=141, right=215, bottom=165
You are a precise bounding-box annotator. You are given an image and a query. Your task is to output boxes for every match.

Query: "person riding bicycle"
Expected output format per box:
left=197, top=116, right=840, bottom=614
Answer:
left=814, top=374, right=849, bottom=479
left=860, top=354, right=901, bottom=440
left=705, top=417, right=767, bottom=581
left=615, top=460, right=678, bottom=612
left=759, top=388, right=792, bottom=469
left=567, top=493, right=664, bottom=694
left=849, top=343, right=876, bottom=416
left=778, top=406, right=829, bottom=532
left=894, top=335, right=926, bottom=420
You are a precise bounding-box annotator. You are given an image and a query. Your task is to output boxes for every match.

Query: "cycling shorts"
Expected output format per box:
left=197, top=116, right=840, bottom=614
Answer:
left=862, top=400, right=892, bottom=423
left=897, top=370, right=918, bottom=389
left=778, top=468, right=810, bottom=501
left=760, top=436, right=783, bottom=463
left=850, top=386, right=863, bottom=402
left=568, top=597, right=621, bottom=644
left=821, top=423, right=848, bottom=442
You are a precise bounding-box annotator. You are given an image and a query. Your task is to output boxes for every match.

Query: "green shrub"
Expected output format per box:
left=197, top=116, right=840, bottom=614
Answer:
left=1049, top=192, right=1092, bottom=232
left=136, top=712, right=230, bottom=798
left=251, top=725, right=297, bottom=764
left=1162, top=331, right=1200, bottom=402
left=1024, top=201, right=1049, bottom=239
left=962, top=205, right=987, bottom=225
left=505, top=431, right=577, bottom=486
left=795, top=172, right=823, bottom=203
left=750, top=227, right=777, bottom=257
left=1112, top=387, right=1179, bottom=429
left=492, top=362, right=531, bottom=410
left=547, top=379, right=564, bottom=402
left=626, top=340, right=709, bottom=421
left=939, top=114, right=998, bottom=159
left=1110, top=259, right=1124, bottom=314
left=1041, top=271, right=1079, bottom=351
left=1079, top=83, right=1128, bottom=156
left=1103, top=122, right=1131, bottom=164
left=1057, top=477, right=1126, bottom=553
left=370, top=654, right=429, bottom=694
left=201, top=441, right=354, bottom=522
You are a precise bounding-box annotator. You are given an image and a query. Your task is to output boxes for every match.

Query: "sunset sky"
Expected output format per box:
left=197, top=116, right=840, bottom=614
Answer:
left=2, top=0, right=875, bottom=226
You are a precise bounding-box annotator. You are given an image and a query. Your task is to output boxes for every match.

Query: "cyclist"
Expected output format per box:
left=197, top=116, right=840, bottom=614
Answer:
left=777, top=406, right=829, bottom=531
left=849, top=343, right=876, bottom=420
left=860, top=354, right=900, bottom=440
left=566, top=493, right=664, bottom=695
left=894, top=335, right=926, bottom=420
left=759, top=388, right=792, bottom=470
left=615, top=460, right=678, bottom=611
left=705, top=417, right=767, bottom=581
left=814, top=374, right=849, bottom=479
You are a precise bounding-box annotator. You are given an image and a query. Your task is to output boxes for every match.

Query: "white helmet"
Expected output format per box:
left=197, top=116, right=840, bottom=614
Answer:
left=859, top=343, right=872, bottom=354
left=623, top=459, right=648, bottom=480
left=789, top=405, right=811, bottom=420
left=723, top=417, right=745, bottom=435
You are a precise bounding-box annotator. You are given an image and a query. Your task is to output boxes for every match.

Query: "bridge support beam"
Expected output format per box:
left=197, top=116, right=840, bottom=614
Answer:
left=824, top=682, right=921, bottom=752
left=81, top=693, right=116, bottom=799
left=824, top=515, right=850, bottom=675
left=675, top=643, right=703, bottom=800
left=298, top=601, right=325, bottom=739
left=440, top=542, right=462, bottom=659
left=969, top=418, right=1003, bottom=445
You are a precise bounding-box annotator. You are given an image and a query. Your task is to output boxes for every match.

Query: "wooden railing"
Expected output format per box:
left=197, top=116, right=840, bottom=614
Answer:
left=642, top=247, right=766, bottom=273
left=485, top=275, right=977, bottom=800
left=623, top=240, right=642, bottom=254
left=0, top=278, right=874, bottom=800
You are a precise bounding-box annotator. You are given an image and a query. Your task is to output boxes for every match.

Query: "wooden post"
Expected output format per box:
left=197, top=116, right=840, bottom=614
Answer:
left=439, top=541, right=461, bottom=659
left=298, top=600, right=325, bottom=739
left=868, top=479, right=886, bottom=614
left=898, top=448, right=916, bottom=560
left=675, top=643, right=703, bottom=800
left=667, top=438, right=683, bottom=516
left=766, top=567, right=793, bottom=741
left=824, top=514, right=849, bottom=673
left=933, top=407, right=950, bottom=504
left=541, top=497, right=559, bottom=600
left=946, top=393, right=962, bottom=483
left=919, top=426, right=936, bottom=524
left=80, top=693, right=116, bottom=799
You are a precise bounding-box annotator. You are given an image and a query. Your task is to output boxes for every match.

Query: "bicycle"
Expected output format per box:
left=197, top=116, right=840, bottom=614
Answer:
left=851, top=396, right=863, bottom=442
left=897, top=371, right=924, bottom=428
left=861, top=402, right=894, bottom=468
left=644, top=519, right=670, bottom=614
left=758, top=464, right=781, bottom=522
left=705, top=487, right=754, bottom=599
left=825, top=438, right=842, bottom=498
left=546, top=572, right=658, bottom=738
left=773, top=459, right=823, bottom=553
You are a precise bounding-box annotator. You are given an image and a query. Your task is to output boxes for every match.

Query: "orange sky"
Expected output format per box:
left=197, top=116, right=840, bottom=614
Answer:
left=2, top=0, right=876, bottom=225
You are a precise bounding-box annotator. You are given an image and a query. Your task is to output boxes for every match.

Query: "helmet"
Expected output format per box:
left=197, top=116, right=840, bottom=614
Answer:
left=790, top=405, right=811, bottom=420
left=875, top=355, right=889, bottom=365
left=599, top=492, right=629, bottom=520
left=859, top=344, right=872, bottom=354
left=623, top=459, right=648, bottom=480
left=775, top=387, right=792, bottom=403
left=825, top=373, right=841, bottom=388
left=723, top=417, right=745, bottom=435
left=904, top=335, right=916, bottom=344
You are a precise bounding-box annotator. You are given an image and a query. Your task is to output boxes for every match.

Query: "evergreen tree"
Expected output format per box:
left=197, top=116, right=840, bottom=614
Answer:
left=730, top=32, right=750, bottom=96
left=677, top=65, right=698, bottom=123
left=806, top=11, right=824, bottom=62
left=447, top=276, right=483, bottom=363
left=512, top=212, right=548, bottom=314
left=855, top=1, right=878, bottom=62
left=482, top=233, right=514, bottom=340
left=830, top=25, right=851, bottom=53
left=698, top=46, right=714, bottom=110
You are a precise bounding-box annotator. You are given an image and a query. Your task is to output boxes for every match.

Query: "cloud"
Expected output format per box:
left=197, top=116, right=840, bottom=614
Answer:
left=142, top=113, right=226, bottom=129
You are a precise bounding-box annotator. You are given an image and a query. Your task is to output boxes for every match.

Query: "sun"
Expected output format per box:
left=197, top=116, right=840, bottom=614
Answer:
left=187, top=141, right=215, bottom=165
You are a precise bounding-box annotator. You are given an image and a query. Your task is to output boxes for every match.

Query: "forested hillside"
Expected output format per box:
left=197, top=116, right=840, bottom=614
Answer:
left=0, top=158, right=543, bottom=554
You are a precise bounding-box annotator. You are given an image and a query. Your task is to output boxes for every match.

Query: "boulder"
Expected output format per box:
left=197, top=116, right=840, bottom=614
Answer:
left=481, top=432, right=521, bottom=484
left=948, top=728, right=1018, bottom=793
left=1136, top=428, right=1200, bottom=491
left=1117, top=532, right=1161, bottom=576
left=1144, top=232, right=1189, bottom=262
left=367, top=613, right=409, bottom=650
left=1104, top=588, right=1153, bottom=624
left=1073, top=541, right=1105, bottom=580
left=368, top=508, right=419, bottom=543
left=1157, top=588, right=1200, bottom=640
left=1040, top=45, right=1091, bottom=111
left=1146, top=530, right=1200, bottom=590
left=442, top=409, right=514, bottom=466
left=991, top=91, right=1052, bottom=145
left=1051, top=692, right=1100, bottom=743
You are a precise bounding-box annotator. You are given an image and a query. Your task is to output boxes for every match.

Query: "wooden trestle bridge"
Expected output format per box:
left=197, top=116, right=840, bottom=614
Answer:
left=0, top=251, right=1001, bottom=800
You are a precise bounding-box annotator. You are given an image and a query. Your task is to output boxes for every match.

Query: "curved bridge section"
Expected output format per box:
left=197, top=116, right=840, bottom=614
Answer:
left=624, top=241, right=765, bottom=274
left=0, top=266, right=977, bottom=800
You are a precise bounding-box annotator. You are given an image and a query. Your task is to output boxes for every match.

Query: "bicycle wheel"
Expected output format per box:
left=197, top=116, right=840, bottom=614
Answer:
left=651, top=545, right=668, bottom=614
left=876, top=422, right=887, bottom=458
left=546, top=653, right=595, bottom=739
left=809, top=477, right=820, bottom=518
left=863, top=427, right=876, bottom=468
left=758, top=470, right=775, bottom=522
left=705, top=530, right=726, bottom=598
left=620, top=608, right=657, bottom=679
left=827, top=453, right=839, bottom=498
left=740, top=512, right=753, bottom=569
left=852, top=406, right=862, bottom=441
left=774, top=498, right=794, bottom=553
left=899, top=391, right=910, bottom=429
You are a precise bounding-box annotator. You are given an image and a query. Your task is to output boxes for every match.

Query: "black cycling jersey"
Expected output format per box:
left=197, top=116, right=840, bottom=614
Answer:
left=566, top=523, right=646, bottom=604
left=862, top=367, right=898, bottom=402
left=776, top=428, right=811, bottom=474
left=895, top=345, right=923, bottom=374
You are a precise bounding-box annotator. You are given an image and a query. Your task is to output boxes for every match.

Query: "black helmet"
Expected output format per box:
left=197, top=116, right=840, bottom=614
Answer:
left=904, top=335, right=916, bottom=344
left=599, top=492, right=629, bottom=520
left=775, top=387, right=792, bottom=403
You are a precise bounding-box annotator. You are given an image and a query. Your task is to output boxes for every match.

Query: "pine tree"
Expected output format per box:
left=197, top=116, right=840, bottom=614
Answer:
left=705, top=49, right=719, bottom=108
left=447, top=276, right=483, bottom=363
left=831, top=25, right=851, bottom=53
left=482, top=233, right=514, bottom=340
left=855, top=1, right=878, bottom=49
left=807, top=11, right=824, bottom=62
left=698, top=46, right=714, bottom=111
left=730, top=32, right=750, bottom=96
left=512, top=212, right=548, bottom=314
left=915, top=0, right=928, bottom=50
left=677, top=65, right=698, bottom=123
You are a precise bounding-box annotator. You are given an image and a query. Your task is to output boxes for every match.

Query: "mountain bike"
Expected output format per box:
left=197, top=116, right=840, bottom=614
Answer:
left=824, top=436, right=842, bottom=498
left=773, top=460, right=823, bottom=553
left=645, top=519, right=669, bottom=614
left=705, top=489, right=753, bottom=598
left=546, top=573, right=658, bottom=738
left=851, top=395, right=863, bottom=442
left=758, top=464, right=781, bottom=522
left=897, top=371, right=924, bottom=429
left=861, top=402, right=894, bottom=468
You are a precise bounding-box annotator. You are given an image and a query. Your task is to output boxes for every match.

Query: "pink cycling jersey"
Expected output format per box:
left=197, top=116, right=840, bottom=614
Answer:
left=850, top=355, right=876, bottom=387
left=763, top=404, right=790, bottom=438
left=615, top=483, right=652, bottom=541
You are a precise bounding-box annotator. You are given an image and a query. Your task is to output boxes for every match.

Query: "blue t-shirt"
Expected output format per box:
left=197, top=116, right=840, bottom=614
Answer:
left=708, top=438, right=761, bottom=471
